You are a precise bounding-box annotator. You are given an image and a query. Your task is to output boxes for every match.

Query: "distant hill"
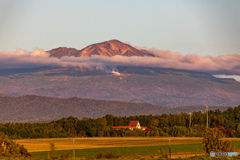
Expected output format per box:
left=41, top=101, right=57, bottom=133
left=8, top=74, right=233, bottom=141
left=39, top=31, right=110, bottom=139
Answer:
left=48, top=40, right=153, bottom=58
left=0, top=94, right=231, bottom=123
left=0, top=66, right=239, bottom=107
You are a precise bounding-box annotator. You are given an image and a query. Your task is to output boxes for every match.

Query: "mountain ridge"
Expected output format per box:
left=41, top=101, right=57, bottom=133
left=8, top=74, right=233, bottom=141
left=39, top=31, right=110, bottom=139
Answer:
left=48, top=39, right=153, bottom=58
left=0, top=94, right=232, bottom=123
left=0, top=66, right=239, bottom=107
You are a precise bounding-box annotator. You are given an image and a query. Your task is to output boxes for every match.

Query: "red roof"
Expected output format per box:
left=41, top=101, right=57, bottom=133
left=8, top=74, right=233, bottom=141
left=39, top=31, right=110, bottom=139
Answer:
left=112, top=121, right=151, bottom=131
left=140, top=127, right=152, bottom=131
left=112, top=126, right=151, bottom=131
left=128, top=121, right=139, bottom=127
left=112, top=126, right=136, bottom=129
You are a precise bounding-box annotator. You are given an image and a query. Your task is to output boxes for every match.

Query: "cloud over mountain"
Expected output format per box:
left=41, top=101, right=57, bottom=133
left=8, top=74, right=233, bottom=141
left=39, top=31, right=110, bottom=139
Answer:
left=0, top=43, right=239, bottom=77
left=135, top=47, right=240, bottom=75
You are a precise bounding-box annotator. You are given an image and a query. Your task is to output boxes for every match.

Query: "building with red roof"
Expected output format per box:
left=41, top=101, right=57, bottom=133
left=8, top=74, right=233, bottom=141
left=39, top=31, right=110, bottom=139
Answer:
left=128, top=121, right=141, bottom=129
left=112, top=120, right=150, bottom=131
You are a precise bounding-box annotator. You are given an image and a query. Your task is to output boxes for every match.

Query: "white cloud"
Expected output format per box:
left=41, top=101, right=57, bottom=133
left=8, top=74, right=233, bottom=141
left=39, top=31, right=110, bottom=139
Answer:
left=0, top=48, right=240, bottom=76
left=213, top=74, right=240, bottom=82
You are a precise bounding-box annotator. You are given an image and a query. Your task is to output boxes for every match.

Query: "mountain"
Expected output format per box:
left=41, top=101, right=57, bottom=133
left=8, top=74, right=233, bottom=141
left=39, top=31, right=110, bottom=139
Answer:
left=48, top=47, right=78, bottom=58
left=0, top=66, right=239, bottom=107
left=1, top=40, right=240, bottom=110
left=0, top=94, right=231, bottom=123
left=48, top=40, right=152, bottom=58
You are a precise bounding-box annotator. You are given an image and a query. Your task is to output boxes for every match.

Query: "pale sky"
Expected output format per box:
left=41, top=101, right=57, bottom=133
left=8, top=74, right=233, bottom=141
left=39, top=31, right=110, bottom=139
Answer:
left=0, top=0, right=240, bottom=56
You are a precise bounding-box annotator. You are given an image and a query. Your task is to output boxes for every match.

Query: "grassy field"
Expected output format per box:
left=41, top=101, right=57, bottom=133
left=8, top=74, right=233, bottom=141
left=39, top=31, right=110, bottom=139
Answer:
left=15, top=137, right=203, bottom=152
left=30, top=143, right=204, bottom=158
left=15, top=137, right=240, bottom=159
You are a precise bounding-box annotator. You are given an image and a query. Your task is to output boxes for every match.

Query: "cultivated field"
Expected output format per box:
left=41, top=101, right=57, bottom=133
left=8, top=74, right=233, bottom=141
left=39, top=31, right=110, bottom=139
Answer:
left=16, top=137, right=204, bottom=152
left=14, top=137, right=240, bottom=159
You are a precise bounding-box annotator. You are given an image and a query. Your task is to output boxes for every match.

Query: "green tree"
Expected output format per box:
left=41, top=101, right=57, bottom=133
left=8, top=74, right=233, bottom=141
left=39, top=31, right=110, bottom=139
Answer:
left=118, top=117, right=124, bottom=126
left=154, top=130, right=159, bottom=137
left=90, top=127, right=97, bottom=137
left=202, top=128, right=234, bottom=154
left=150, top=118, right=159, bottom=130
left=68, top=127, right=77, bottom=136
left=97, top=117, right=108, bottom=137
left=105, top=114, right=114, bottom=126
left=236, top=123, right=240, bottom=137
left=97, top=118, right=107, bottom=128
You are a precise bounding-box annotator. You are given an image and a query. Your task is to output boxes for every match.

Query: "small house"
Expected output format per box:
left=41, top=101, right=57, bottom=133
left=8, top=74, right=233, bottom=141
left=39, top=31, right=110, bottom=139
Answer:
left=128, top=120, right=141, bottom=129
left=112, top=120, right=149, bottom=131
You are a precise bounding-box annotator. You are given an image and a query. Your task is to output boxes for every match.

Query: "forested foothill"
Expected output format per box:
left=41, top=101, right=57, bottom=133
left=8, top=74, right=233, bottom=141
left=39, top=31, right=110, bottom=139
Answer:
left=0, top=94, right=231, bottom=123
left=0, top=105, right=240, bottom=139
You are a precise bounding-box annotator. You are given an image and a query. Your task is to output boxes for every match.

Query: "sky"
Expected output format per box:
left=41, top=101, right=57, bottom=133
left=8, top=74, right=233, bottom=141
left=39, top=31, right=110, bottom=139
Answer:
left=0, top=0, right=240, bottom=57
left=0, top=0, right=240, bottom=81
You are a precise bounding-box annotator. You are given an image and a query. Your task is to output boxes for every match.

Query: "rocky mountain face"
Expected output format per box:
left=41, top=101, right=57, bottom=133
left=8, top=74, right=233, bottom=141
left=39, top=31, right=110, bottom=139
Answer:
left=49, top=47, right=78, bottom=58
left=48, top=40, right=152, bottom=58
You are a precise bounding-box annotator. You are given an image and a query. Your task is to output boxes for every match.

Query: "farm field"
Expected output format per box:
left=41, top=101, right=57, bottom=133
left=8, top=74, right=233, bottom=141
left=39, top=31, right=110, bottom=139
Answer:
left=30, top=143, right=205, bottom=158
left=16, top=137, right=203, bottom=152
left=14, top=137, right=240, bottom=159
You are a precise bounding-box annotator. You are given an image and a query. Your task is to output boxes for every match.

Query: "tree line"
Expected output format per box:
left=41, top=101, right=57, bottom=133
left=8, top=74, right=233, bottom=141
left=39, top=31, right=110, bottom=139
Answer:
left=0, top=105, right=240, bottom=139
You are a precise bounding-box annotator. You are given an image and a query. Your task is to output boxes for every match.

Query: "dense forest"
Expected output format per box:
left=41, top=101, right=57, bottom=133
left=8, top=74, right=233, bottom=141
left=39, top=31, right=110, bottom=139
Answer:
left=0, top=105, right=240, bottom=139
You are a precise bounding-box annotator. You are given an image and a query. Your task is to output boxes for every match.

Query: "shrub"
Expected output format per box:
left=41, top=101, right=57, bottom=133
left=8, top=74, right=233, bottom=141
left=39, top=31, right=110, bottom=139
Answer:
left=78, top=130, right=87, bottom=137
left=159, top=147, right=168, bottom=158
left=202, top=128, right=234, bottom=154
left=59, top=152, right=70, bottom=160
left=48, top=143, right=57, bottom=159
left=95, top=151, right=104, bottom=159
left=0, top=132, right=31, bottom=158
left=95, top=151, right=121, bottom=159
left=104, top=152, right=121, bottom=159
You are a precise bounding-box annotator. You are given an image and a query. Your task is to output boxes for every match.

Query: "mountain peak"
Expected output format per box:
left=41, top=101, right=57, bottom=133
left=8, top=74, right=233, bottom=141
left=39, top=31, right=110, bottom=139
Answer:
left=49, top=40, right=152, bottom=58
left=107, top=39, right=122, bottom=43
left=49, top=47, right=78, bottom=58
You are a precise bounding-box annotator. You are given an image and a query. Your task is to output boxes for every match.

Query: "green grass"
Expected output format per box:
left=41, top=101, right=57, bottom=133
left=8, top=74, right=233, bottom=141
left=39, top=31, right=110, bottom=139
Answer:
left=30, top=143, right=204, bottom=158
left=30, top=141, right=240, bottom=159
left=232, top=141, right=240, bottom=151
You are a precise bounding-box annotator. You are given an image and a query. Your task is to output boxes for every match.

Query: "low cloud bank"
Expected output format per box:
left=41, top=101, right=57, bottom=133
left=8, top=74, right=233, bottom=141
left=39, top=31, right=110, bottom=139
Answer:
left=0, top=48, right=239, bottom=78
left=136, top=47, right=240, bottom=75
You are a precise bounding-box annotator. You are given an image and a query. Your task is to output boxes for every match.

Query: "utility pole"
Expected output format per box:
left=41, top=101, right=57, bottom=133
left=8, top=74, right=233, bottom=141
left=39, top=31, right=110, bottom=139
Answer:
left=169, top=139, right=171, bottom=159
left=206, top=106, right=208, bottom=128
left=189, top=112, right=191, bottom=128
left=73, top=138, right=75, bottom=159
